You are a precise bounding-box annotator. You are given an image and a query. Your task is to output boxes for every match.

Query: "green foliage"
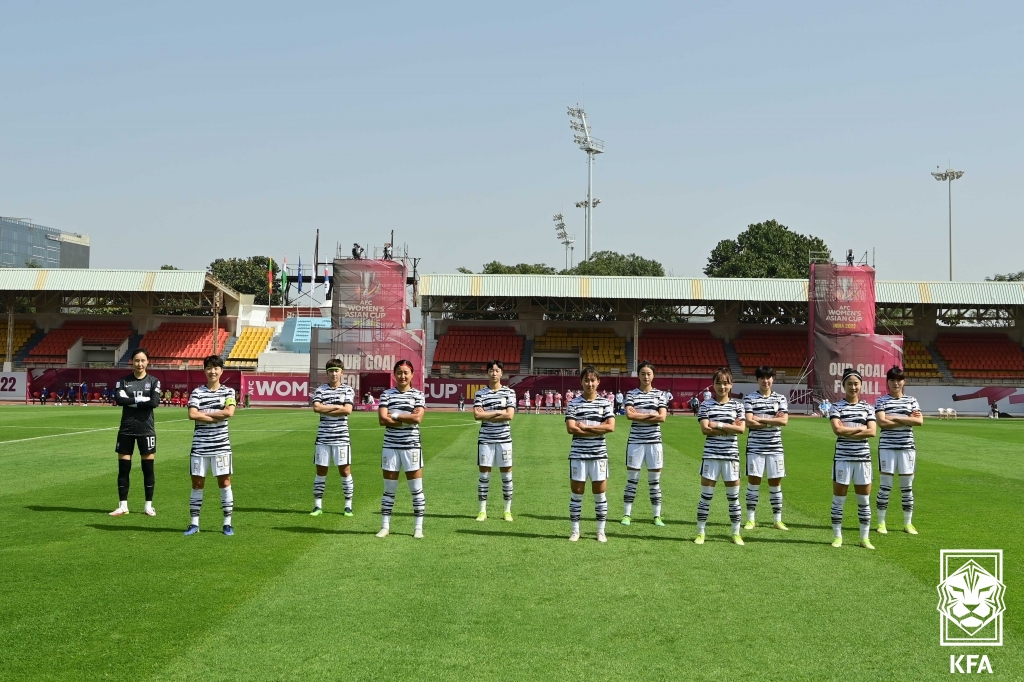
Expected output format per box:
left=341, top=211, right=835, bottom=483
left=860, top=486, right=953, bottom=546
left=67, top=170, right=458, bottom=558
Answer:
left=986, top=270, right=1024, bottom=282
left=564, top=251, right=664, bottom=277
left=456, top=267, right=473, bottom=274
left=23, top=259, right=41, bottom=268
left=479, top=261, right=558, bottom=275
left=704, top=220, right=830, bottom=278
left=160, top=264, right=179, bottom=270
left=207, top=256, right=283, bottom=305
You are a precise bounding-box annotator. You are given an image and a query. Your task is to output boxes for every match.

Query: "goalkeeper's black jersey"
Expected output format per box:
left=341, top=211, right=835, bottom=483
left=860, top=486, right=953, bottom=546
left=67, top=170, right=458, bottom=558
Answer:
left=114, top=374, right=162, bottom=436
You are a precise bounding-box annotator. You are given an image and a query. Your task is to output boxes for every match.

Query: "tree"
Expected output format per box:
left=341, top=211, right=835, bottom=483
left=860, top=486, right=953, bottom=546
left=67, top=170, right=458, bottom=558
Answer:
left=160, top=264, right=179, bottom=270
left=480, top=261, right=558, bottom=275
left=207, top=256, right=283, bottom=305
left=564, top=251, right=664, bottom=277
left=704, top=220, right=830, bottom=279
left=986, top=271, right=1024, bottom=282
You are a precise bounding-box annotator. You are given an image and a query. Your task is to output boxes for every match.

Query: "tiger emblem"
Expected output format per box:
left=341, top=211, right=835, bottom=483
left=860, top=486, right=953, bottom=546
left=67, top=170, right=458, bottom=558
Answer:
left=937, top=559, right=1006, bottom=636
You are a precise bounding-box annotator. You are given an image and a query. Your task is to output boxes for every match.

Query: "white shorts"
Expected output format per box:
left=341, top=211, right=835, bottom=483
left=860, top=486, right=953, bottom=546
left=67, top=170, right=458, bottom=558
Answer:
left=314, top=444, right=351, bottom=467
left=190, top=452, right=233, bottom=477
left=700, top=458, right=740, bottom=483
left=478, top=442, right=512, bottom=468
left=833, top=460, right=872, bottom=486
left=746, top=453, right=786, bottom=479
left=382, top=448, right=422, bottom=473
left=878, top=448, right=915, bottom=476
left=626, top=443, right=663, bottom=470
left=570, top=458, right=608, bottom=483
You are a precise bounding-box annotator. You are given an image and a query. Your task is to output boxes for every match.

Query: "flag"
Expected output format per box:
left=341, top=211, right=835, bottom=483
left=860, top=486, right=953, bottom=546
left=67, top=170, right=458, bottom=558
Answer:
left=281, top=256, right=287, bottom=295
left=267, top=257, right=273, bottom=301
left=313, top=230, right=319, bottom=288
left=297, top=255, right=303, bottom=293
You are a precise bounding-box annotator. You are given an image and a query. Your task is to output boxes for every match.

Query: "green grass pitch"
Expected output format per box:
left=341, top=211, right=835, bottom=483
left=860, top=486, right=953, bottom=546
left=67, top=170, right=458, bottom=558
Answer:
left=0, top=404, right=1020, bottom=680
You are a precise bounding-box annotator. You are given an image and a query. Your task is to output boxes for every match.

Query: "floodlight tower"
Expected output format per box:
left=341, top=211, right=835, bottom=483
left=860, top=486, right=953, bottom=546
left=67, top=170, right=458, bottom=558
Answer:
left=567, top=105, right=604, bottom=260
left=931, top=166, right=965, bottom=281
left=553, top=213, right=575, bottom=270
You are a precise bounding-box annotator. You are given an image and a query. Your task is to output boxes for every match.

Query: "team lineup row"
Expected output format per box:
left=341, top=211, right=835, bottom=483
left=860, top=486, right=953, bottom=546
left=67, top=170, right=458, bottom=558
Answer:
left=105, top=350, right=922, bottom=546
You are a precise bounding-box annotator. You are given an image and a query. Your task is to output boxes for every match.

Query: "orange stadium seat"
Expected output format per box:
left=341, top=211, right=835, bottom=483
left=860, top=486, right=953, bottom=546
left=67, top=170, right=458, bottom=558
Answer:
left=431, top=326, right=523, bottom=374
left=26, top=321, right=133, bottom=365
left=638, top=329, right=727, bottom=376
left=934, top=333, right=1024, bottom=379
left=138, top=323, right=231, bottom=367
left=733, top=330, right=809, bottom=377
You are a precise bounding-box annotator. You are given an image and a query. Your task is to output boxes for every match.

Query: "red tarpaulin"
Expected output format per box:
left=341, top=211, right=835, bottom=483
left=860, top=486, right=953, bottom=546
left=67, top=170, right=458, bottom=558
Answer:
left=332, top=259, right=408, bottom=329
left=809, top=263, right=877, bottom=336
left=812, top=333, right=904, bottom=404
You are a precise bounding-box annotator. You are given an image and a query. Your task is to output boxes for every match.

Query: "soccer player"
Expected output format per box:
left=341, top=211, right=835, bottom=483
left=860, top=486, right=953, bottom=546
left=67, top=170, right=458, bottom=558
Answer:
left=473, top=360, right=516, bottom=522
left=743, top=366, right=790, bottom=531
left=310, top=358, right=355, bottom=516
left=621, top=361, right=668, bottom=527
left=829, top=368, right=878, bottom=549
left=565, top=366, right=615, bottom=542
left=376, top=359, right=427, bottom=539
left=183, top=355, right=237, bottom=537
left=874, top=366, right=923, bottom=535
left=110, top=349, right=162, bottom=517
left=554, top=390, right=562, bottom=413
left=694, top=368, right=746, bottom=546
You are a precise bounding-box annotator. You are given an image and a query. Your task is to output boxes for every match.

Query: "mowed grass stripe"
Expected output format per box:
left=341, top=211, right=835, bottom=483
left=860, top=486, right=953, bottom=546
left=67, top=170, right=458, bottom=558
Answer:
left=0, top=408, right=1020, bottom=681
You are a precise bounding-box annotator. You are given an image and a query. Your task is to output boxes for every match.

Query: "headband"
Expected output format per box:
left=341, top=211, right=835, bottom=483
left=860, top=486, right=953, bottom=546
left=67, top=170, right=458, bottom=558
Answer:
left=842, top=370, right=863, bottom=384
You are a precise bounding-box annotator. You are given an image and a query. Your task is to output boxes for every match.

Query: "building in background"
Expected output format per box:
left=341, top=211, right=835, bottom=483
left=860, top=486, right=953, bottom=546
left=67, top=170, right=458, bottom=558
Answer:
left=0, top=217, right=90, bottom=268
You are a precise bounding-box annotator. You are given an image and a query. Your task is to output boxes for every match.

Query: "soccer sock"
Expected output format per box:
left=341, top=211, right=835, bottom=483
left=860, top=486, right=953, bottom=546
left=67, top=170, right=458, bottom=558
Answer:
left=380, top=479, right=398, bottom=529
left=478, top=471, right=490, bottom=512
left=745, top=482, right=759, bottom=520
left=831, top=495, right=846, bottom=538
left=768, top=485, right=783, bottom=522
left=500, top=471, right=513, bottom=512
left=876, top=473, right=893, bottom=524
left=189, top=489, right=203, bottom=526
left=900, top=474, right=914, bottom=525
left=141, top=459, right=155, bottom=505
left=569, top=492, right=583, bottom=534
left=648, top=471, right=662, bottom=518
left=696, top=485, right=714, bottom=534
left=408, top=479, right=425, bottom=531
left=220, top=486, right=234, bottom=526
left=726, top=486, right=741, bottom=535
left=342, top=475, right=354, bottom=508
left=623, top=469, right=640, bottom=516
left=594, top=493, right=608, bottom=535
left=313, top=475, right=327, bottom=509
left=856, top=494, right=871, bottom=540
left=117, top=459, right=131, bottom=506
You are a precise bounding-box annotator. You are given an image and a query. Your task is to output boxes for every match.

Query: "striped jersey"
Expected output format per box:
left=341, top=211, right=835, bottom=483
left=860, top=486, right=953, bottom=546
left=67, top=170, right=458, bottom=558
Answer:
left=473, top=385, right=516, bottom=444
left=698, top=399, right=745, bottom=460
left=829, top=399, right=876, bottom=461
left=565, top=395, right=614, bottom=459
left=743, top=391, right=788, bottom=457
left=380, top=387, right=426, bottom=450
left=187, top=385, right=236, bottom=456
left=874, top=394, right=920, bottom=450
left=625, top=388, right=667, bottom=445
left=312, top=383, right=355, bottom=445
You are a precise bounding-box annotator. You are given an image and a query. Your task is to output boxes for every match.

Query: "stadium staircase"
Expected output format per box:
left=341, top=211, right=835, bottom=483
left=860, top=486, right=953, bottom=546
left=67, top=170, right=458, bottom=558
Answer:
left=520, top=338, right=533, bottom=373
left=732, top=330, right=809, bottom=379
left=12, top=325, right=44, bottom=367
left=901, top=340, right=943, bottom=379
left=926, top=345, right=954, bottom=382
left=625, top=340, right=635, bottom=374
left=724, top=341, right=744, bottom=378
left=219, top=334, right=238, bottom=360
left=116, top=333, right=145, bottom=367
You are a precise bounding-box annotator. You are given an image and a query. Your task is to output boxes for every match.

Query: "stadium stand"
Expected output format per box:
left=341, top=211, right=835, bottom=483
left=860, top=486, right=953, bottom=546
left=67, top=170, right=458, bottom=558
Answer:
left=532, top=328, right=627, bottom=374
left=637, top=329, right=727, bottom=376
left=934, top=333, right=1024, bottom=379
left=902, top=340, right=942, bottom=378
left=733, top=330, right=809, bottom=377
left=226, top=327, right=274, bottom=369
left=6, top=320, right=38, bottom=358
left=26, top=321, right=133, bottom=365
left=138, top=323, right=231, bottom=367
left=431, top=326, right=523, bottom=374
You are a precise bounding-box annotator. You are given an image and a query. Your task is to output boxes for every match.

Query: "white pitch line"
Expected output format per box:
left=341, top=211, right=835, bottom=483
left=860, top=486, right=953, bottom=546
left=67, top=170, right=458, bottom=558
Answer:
left=157, top=422, right=478, bottom=433
left=0, top=418, right=191, bottom=445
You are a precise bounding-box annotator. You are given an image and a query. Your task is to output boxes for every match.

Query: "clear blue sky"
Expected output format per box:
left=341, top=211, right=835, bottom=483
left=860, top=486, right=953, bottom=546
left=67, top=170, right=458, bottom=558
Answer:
left=2, top=2, right=1021, bottom=280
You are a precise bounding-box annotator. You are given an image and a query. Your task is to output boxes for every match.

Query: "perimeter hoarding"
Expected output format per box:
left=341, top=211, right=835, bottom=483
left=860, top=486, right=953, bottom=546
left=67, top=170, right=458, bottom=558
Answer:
left=332, top=259, right=407, bottom=328
left=812, top=333, right=904, bottom=404
left=0, top=371, right=28, bottom=401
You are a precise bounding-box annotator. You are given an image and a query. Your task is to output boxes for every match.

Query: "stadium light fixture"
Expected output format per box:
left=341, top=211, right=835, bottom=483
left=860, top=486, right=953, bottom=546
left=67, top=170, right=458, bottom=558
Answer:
left=567, top=105, right=604, bottom=260
left=931, top=166, right=964, bottom=281
left=553, top=213, right=575, bottom=270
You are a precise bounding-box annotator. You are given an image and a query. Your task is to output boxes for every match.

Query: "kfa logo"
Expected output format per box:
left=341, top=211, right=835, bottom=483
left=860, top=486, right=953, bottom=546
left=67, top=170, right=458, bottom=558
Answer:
left=949, top=654, right=992, bottom=674
left=938, top=549, right=1005, bottom=647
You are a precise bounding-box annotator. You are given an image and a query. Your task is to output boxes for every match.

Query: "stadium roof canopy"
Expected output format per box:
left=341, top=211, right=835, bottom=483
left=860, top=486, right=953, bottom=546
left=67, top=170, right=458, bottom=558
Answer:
left=420, top=274, right=1024, bottom=306
left=0, top=268, right=240, bottom=312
